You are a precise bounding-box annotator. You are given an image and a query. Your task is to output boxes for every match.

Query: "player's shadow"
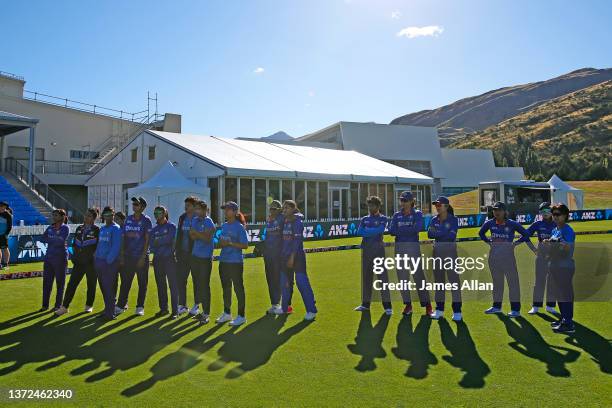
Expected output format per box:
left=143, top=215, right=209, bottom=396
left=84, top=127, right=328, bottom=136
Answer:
left=121, top=323, right=228, bottom=397
left=0, top=309, right=49, bottom=330
left=391, top=315, right=437, bottom=379
left=208, top=314, right=312, bottom=379
left=347, top=311, right=391, bottom=372
left=537, top=313, right=612, bottom=374
left=497, top=315, right=580, bottom=377
left=438, top=319, right=490, bottom=388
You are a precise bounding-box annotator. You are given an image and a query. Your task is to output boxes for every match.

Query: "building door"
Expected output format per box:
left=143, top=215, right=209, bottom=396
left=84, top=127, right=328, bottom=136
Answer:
left=329, top=189, right=343, bottom=219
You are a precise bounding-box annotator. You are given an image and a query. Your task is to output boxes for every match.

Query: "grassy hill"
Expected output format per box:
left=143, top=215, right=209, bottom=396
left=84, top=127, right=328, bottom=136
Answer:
left=450, top=81, right=611, bottom=181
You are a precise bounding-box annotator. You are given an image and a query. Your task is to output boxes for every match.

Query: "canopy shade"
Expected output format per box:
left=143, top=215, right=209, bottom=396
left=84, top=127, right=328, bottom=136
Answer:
left=548, top=174, right=584, bottom=209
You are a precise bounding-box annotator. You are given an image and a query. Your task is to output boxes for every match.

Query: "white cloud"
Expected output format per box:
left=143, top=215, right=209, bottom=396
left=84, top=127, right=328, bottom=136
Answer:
left=396, top=25, right=444, bottom=39
left=391, top=10, right=402, bottom=19
left=253, top=67, right=265, bottom=74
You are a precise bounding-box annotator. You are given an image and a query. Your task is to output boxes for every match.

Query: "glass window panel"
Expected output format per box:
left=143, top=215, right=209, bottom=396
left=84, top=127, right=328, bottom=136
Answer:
left=387, top=184, right=394, bottom=215
left=359, top=183, right=368, bottom=217
left=282, top=180, right=293, bottom=201
left=378, top=184, right=386, bottom=215
left=269, top=179, right=280, bottom=201
left=295, top=180, right=305, bottom=214
left=255, top=179, right=266, bottom=223
left=208, top=178, right=219, bottom=224
left=318, top=182, right=328, bottom=219
left=225, top=177, right=237, bottom=203
left=350, top=183, right=359, bottom=218
left=307, top=181, right=317, bottom=220
left=239, top=178, right=253, bottom=223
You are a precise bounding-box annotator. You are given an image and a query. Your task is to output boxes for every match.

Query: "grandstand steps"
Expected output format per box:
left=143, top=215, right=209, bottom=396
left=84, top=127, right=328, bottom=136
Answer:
left=0, top=172, right=54, bottom=223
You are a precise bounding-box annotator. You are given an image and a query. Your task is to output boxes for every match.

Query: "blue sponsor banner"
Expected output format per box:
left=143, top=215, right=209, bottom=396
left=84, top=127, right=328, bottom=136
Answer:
left=7, top=209, right=611, bottom=263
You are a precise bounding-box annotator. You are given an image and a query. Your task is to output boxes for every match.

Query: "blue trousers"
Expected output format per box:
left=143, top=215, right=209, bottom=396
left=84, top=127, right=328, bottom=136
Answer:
left=533, top=256, right=555, bottom=308
left=153, top=255, right=179, bottom=315
left=281, top=253, right=316, bottom=313
left=191, top=256, right=212, bottom=314
left=395, top=243, right=430, bottom=306
left=264, top=249, right=282, bottom=306
left=489, top=250, right=521, bottom=312
left=549, top=264, right=575, bottom=323
left=433, top=245, right=462, bottom=313
left=42, top=257, right=67, bottom=309
left=95, top=258, right=119, bottom=319
left=117, top=255, right=149, bottom=308
left=176, top=251, right=194, bottom=307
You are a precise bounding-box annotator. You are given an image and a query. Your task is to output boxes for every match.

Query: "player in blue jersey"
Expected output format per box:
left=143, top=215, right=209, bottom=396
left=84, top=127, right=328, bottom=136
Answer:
left=215, top=201, right=249, bottom=326
left=546, top=204, right=576, bottom=334
left=40, top=209, right=70, bottom=311
left=428, top=196, right=462, bottom=321
left=279, top=200, right=317, bottom=321
left=176, top=196, right=198, bottom=316
left=189, top=200, right=216, bottom=323
left=150, top=206, right=179, bottom=319
left=520, top=202, right=558, bottom=315
left=354, top=196, right=392, bottom=315
left=116, top=197, right=152, bottom=316
left=263, top=200, right=286, bottom=315
left=388, top=191, right=432, bottom=316
left=94, top=207, right=122, bottom=320
left=478, top=201, right=531, bottom=317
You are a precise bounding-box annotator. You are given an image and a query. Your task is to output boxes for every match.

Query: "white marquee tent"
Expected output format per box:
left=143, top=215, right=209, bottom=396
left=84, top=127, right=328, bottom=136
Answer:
left=548, top=174, right=584, bottom=209
left=127, top=161, right=209, bottom=224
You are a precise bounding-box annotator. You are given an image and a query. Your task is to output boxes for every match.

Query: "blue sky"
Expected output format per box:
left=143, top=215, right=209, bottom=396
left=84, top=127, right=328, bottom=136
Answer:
left=2, top=0, right=610, bottom=138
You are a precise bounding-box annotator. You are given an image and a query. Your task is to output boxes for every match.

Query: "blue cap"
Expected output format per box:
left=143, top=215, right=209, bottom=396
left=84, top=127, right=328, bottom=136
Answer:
left=399, top=191, right=414, bottom=201
left=539, top=202, right=551, bottom=213
left=492, top=201, right=506, bottom=210
left=433, top=196, right=449, bottom=205
left=221, top=201, right=239, bottom=211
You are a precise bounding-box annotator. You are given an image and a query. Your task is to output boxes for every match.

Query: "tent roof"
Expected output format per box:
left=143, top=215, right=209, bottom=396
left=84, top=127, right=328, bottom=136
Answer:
left=132, top=161, right=199, bottom=190
left=146, top=130, right=433, bottom=184
left=548, top=174, right=581, bottom=191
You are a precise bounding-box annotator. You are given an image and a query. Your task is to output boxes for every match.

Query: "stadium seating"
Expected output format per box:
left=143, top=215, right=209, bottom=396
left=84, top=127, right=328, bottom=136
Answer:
left=0, top=176, right=48, bottom=225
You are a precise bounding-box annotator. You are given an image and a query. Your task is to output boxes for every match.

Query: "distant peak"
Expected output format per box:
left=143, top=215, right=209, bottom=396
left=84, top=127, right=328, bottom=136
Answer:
left=262, top=131, right=293, bottom=140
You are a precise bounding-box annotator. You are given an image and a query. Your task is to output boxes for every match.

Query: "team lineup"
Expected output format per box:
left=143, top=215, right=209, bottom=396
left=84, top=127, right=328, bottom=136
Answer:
left=30, top=190, right=577, bottom=335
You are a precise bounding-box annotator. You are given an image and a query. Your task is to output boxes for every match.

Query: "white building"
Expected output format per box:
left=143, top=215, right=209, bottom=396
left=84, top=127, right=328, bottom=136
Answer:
left=86, top=130, right=434, bottom=223
left=0, top=71, right=180, bottom=216
left=294, top=121, right=524, bottom=197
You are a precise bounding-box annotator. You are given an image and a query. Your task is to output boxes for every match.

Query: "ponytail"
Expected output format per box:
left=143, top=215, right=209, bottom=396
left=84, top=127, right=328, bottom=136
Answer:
left=237, top=211, right=246, bottom=226
left=447, top=204, right=455, bottom=216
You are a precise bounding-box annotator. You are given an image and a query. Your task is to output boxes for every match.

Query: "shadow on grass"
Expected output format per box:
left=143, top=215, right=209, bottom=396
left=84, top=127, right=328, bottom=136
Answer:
left=208, top=314, right=312, bottom=379
left=347, top=311, right=390, bottom=372
left=537, top=313, right=612, bottom=374
left=497, top=315, right=580, bottom=377
left=0, top=309, right=50, bottom=331
left=0, top=311, right=199, bottom=380
left=438, top=319, right=490, bottom=388
left=391, top=315, right=437, bottom=379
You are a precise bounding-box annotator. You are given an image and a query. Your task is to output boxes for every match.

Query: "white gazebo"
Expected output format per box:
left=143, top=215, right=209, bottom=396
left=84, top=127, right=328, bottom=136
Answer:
left=548, top=174, right=584, bottom=209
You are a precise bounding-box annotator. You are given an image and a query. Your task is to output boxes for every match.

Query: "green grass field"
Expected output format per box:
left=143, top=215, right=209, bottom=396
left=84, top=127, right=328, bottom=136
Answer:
left=0, top=226, right=610, bottom=407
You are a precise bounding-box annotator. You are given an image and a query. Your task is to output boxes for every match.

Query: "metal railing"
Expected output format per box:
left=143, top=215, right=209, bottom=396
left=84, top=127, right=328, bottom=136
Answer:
left=4, top=158, right=85, bottom=223
left=32, top=159, right=97, bottom=175
left=0, top=70, right=25, bottom=81
left=23, top=90, right=152, bottom=122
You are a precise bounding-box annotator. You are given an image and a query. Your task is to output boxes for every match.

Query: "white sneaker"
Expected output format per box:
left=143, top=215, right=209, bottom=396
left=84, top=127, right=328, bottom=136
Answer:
left=546, top=306, right=558, bottom=314
left=484, top=307, right=502, bottom=314
left=199, top=313, right=210, bottom=324
left=384, top=308, right=393, bottom=316
left=216, top=312, right=233, bottom=324
left=507, top=310, right=520, bottom=318
left=304, top=312, right=317, bottom=321
left=528, top=306, right=539, bottom=315
left=84, top=305, right=93, bottom=313
left=271, top=305, right=284, bottom=315
left=55, top=306, right=68, bottom=316
left=229, top=315, right=246, bottom=326
left=189, top=305, right=199, bottom=316
left=354, top=305, right=369, bottom=312
left=135, top=307, right=145, bottom=316
left=114, top=306, right=126, bottom=315
left=430, top=310, right=444, bottom=320
left=267, top=305, right=282, bottom=315
left=452, top=312, right=462, bottom=321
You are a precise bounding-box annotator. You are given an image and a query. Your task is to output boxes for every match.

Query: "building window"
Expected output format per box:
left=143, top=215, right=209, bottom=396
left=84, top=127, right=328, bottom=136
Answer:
left=225, top=177, right=237, bottom=203
left=359, top=183, right=368, bottom=217
left=255, top=179, right=266, bottom=223
left=268, top=179, right=280, bottom=202
left=148, top=146, right=156, bottom=160
left=387, top=184, right=394, bottom=215
left=70, top=150, right=99, bottom=160
left=319, top=182, right=328, bottom=219
left=378, top=184, right=386, bottom=215
left=295, top=180, right=305, bottom=214
left=208, top=178, right=219, bottom=223
left=350, top=183, right=359, bottom=219
left=307, top=181, right=317, bottom=220
left=240, top=178, right=253, bottom=223
left=282, top=179, right=293, bottom=201
left=131, top=148, right=138, bottom=163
